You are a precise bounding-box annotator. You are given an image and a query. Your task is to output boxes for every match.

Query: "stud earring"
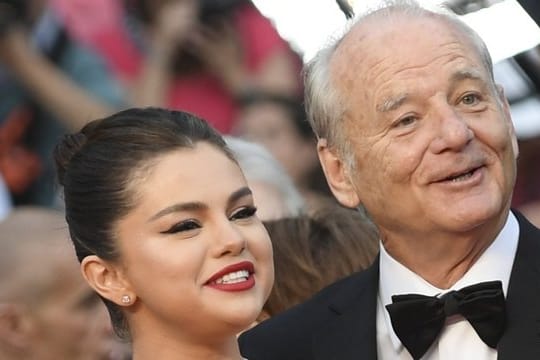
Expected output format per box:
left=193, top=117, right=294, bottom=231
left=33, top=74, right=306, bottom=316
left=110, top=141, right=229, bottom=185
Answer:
left=121, top=295, right=131, bottom=304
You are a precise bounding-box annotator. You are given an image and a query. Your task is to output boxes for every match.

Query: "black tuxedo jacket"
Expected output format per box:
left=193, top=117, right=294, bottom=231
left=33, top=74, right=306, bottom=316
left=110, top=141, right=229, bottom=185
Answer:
left=239, top=212, right=540, bottom=359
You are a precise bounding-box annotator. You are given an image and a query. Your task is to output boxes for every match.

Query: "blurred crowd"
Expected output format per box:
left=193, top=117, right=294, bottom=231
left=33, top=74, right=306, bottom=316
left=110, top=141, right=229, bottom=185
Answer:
left=0, top=0, right=339, bottom=216
left=0, top=0, right=539, bottom=358
left=0, top=0, right=538, bottom=219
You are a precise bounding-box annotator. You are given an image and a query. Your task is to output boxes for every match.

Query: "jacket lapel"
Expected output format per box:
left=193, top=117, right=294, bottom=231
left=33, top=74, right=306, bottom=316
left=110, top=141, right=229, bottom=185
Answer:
left=498, top=211, right=540, bottom=359
left=306, top=211, right=540, bottom=360
left=313, top=257, right=379, bottom=360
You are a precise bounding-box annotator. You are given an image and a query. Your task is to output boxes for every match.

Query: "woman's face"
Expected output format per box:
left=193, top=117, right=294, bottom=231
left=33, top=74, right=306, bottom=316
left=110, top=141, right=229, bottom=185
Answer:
left=114, top=142, right=274, bottom=338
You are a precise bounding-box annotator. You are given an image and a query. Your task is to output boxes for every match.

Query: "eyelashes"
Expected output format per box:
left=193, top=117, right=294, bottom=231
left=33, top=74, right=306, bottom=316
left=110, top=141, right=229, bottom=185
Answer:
left=230, top=206, right=257, bottom=221
left=160, top=219, right=201, bottom=234
left=160, top=206, right=258, bottom=235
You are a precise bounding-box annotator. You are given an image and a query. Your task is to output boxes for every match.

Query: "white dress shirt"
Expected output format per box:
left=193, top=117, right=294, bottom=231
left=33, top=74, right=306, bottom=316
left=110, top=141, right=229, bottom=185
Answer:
left=377, top=212, right=519, bottom=360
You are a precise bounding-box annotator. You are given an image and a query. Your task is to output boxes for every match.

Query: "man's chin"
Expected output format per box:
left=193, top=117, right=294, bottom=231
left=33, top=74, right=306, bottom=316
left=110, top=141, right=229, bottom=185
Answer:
left=436, top=201, right=508, bottom=234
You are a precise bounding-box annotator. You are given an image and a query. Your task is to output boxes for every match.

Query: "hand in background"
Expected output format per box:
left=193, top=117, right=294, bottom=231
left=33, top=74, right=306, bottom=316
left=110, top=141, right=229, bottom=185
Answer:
left=0, top=24, right=34, bottom=71
left=0, top=21, right=115, bottom=131
left=187, top=20, right=249, bottom=95
left=151, top=0, right=198, bottom=49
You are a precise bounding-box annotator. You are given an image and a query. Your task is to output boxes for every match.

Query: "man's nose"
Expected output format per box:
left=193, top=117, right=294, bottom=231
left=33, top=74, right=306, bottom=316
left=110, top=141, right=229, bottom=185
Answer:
left=429, top=104, right=474, bottom=153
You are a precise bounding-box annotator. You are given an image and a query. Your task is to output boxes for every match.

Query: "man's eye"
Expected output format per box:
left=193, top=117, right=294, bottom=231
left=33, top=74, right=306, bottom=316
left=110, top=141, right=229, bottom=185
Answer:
left=461, top=93, right=480, bottom=105
left=396, top=116, right=416, bottom=127
left=161, top=220, right=201, bottom=234
left=230, top=206, right=257, bottom=221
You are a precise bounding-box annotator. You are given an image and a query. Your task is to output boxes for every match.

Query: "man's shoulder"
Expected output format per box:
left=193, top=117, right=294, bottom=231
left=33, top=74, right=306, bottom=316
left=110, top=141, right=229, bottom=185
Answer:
left=239, top=265, right=379, bottom=360
left=498, top=210, right=540, bottom=358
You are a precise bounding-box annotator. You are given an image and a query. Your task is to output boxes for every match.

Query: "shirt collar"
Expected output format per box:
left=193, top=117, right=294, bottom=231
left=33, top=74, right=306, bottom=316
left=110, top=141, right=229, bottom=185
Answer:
left=378, top=211, right=519, bottom=352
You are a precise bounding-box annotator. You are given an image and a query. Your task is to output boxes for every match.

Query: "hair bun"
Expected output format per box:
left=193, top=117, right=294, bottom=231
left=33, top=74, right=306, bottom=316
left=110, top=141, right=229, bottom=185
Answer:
left=54, top=132, right=87, bottom=186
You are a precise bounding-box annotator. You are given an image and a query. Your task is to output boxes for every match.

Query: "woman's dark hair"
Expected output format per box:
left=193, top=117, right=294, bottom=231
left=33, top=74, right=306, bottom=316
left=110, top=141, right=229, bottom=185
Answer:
left=262, top=204, right=379, bottom=317
left=54, top=107, right=234, bottom=339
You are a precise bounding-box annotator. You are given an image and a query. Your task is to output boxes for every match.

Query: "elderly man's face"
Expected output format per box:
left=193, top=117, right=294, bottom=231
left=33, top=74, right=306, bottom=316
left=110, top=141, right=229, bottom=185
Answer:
left=329, top=16, right=517, bottom=238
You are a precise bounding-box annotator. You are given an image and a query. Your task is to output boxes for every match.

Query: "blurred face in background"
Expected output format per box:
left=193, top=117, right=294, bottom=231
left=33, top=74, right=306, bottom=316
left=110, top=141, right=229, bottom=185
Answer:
left=27, top=253, right=116, bottom=360
left=248, top=180, right=291, bottom=221
left=238, top=102, right=318, bottom=187
left=141, top=0, right=198, bottom=24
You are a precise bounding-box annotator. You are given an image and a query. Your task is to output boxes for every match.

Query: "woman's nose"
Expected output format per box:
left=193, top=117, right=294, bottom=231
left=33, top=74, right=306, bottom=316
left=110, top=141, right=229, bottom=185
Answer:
left=210, top=221, right=247, bottom=257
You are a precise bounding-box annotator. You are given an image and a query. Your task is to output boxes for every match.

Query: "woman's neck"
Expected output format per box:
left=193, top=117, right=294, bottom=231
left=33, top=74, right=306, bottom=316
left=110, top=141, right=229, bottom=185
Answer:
left=131, top=332, right=243, bottom=360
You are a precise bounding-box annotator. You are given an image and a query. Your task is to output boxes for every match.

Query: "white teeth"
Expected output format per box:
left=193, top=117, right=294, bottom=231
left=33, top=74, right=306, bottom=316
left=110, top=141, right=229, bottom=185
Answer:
left=215, top=270, right=249, bottom=284
left=451, top=171, right=473, bottom=182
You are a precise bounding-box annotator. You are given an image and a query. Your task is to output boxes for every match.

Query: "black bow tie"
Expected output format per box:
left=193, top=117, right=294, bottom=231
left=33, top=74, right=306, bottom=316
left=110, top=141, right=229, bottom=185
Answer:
left=385, top=280, right=506, bottom=360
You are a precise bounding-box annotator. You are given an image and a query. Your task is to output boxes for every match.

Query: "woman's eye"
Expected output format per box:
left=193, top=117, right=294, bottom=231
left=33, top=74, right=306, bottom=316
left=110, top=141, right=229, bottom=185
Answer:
left=230, top=206, right=257, bottom=221
left=161, top=220, right=201, bottom=234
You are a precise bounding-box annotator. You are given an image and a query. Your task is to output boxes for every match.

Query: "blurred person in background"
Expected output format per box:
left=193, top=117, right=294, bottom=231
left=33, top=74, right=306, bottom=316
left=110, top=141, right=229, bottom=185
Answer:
left=55, top=0, right=303, bottom=134
left=520, top=200, right=540, bottom=227
left=235, top=92, right=334, bottom=212
left=514, top=135, right=540, bottom=214
left=258, top=203, right=378, bottom=322
left=0, top=206, right=125, bottom=360
left=225, top=135, right=305, bottom=220
left=511, top=118, right=540, bottom=227
left=0, top=0, right=125, bottom=207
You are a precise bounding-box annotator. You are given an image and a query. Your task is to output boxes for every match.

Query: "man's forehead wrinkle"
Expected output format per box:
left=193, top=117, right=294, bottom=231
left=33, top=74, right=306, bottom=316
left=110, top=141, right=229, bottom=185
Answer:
left=373, top=39, right=475, bottom=86
left=388, top=39, right=469, bottom=71
left=330, top=13, right=484, bottom=113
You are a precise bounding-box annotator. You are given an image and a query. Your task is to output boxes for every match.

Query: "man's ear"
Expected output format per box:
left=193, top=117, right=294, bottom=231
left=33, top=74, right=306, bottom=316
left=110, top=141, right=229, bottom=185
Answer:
left=497, top=85, right=519, bottom=157
left=81, top=255, right=136, bottom=307
left=0, top=303, right=33, bottom=350
left=317, top=138, right=360, bottom=208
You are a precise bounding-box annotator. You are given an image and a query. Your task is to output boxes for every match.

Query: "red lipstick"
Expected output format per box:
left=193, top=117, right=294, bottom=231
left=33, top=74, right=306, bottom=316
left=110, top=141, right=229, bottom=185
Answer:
left=205, top=261, right=255, bottom=292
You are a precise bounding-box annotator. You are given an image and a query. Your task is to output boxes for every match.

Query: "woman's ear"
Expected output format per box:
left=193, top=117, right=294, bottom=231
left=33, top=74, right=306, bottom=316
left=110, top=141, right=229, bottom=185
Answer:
left=81, top=255, right=136, bottom=307
left=317, top=138, right=360, bottom=208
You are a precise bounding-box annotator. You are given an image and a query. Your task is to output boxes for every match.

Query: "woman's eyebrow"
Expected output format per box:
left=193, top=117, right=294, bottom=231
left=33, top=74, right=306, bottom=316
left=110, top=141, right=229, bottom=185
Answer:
left=227, top=187, right=253, bottom=208
left=148, top=202, right=207, bottom=222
